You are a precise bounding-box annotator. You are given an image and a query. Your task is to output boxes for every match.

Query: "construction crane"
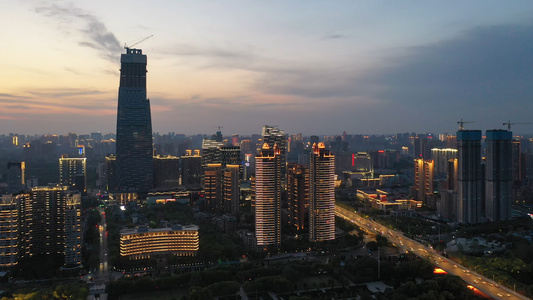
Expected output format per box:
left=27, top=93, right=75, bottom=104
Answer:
left=457, top=119, right=475, bottom=130
left=124, top=35, right=153, bottom=50
left=502, top=120, right=533, bottom=131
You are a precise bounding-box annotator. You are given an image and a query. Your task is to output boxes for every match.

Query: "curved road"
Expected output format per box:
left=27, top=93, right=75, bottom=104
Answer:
left=335, top=205, right=530, bottom=300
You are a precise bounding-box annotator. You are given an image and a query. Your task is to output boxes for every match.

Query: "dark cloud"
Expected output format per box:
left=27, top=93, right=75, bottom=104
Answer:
left=35, top=3, right=122, bottom=62
left=358, top=22, right=533, bottom=131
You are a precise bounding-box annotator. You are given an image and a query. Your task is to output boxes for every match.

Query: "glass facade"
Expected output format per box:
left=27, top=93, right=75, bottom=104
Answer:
left=116, top=48, right=153, bottom=193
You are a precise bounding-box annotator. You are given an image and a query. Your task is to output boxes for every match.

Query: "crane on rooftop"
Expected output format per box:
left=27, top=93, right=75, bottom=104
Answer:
left=502, top=120, right=533, bottom=131
left=457, top=119, right=475, bottom=131
left=124, top=35, right=153, bottom=50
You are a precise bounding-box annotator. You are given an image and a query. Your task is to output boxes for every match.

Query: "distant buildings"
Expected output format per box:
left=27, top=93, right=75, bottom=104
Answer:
left=115, top=48, right=153, bottom=193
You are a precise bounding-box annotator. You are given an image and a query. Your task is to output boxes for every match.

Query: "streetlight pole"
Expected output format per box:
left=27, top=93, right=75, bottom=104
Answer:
left=378, top=247, right=381, bottom=279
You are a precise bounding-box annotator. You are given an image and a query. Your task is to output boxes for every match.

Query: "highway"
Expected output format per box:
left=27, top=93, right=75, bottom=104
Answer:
left=335, top=205, right=530, bottom=300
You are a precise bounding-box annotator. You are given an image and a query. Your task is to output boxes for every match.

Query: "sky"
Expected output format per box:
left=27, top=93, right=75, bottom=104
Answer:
left=2, top=1, right=533, bottom=136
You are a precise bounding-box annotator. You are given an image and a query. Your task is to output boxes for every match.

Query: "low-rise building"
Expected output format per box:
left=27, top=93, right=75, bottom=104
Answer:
left=120, top=225, right=199, bottom=260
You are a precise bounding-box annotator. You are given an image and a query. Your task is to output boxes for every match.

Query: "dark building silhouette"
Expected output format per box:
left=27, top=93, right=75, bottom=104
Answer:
left=181, top=150, right=202, bottom=188
left=116, top=48, right=153, bottom=193
left=457, top=130, right=482, bottom=224
left=485, top=130, right=512, bottom=221
left=287, top=163, right=309, bottom=231
left=153, top=155, right=180, bottom=188
left=7, top=162, right=25, bottom=194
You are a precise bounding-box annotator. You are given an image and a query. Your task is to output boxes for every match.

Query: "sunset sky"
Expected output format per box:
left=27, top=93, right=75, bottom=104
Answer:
left=3, top=1, right=533, bottom=136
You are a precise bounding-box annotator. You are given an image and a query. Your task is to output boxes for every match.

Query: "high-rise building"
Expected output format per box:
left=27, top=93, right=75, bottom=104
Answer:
left=262, top=125, right=286, bottom=186
left=204, top=164, right=223, bottom=213
left=485, top=130, right=513, bottom=221
left=105, top=155, right=117, bottom=192
left=181, top=150, right=202, bottom=188
left=457, top=130, right=483, bottom=224
left=224, top=165, right=240, bottom=216
left=309, top=143, right=335, bottom=242
left=0, top=195, right=19, bottom=267
left=153, top=155, right=180, bottom=188
left=287, top=163, right=309, bottom=231
left=255, top=143, right=282, bottom=248
left=7, top=162, right=25, bottom=194
left=116, top=48, right=153, bottom=193
left=431, top=148, right=458, bottom=175
left=19, top=185, right=82, bottom=267
left=414, top=158, right=434, bottom=204
left=202, top=139, right=223, bottom=167
left=64, top=191, right=82, bottom=267
left=59, top=157, right=87, bottom=193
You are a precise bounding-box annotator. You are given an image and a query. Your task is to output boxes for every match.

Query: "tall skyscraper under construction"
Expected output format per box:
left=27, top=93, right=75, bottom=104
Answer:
left=115, top=48, right=153, bottom=193
left=457, top=130, right=482, bottom=224
left=485, top=130, right=513, bottom=221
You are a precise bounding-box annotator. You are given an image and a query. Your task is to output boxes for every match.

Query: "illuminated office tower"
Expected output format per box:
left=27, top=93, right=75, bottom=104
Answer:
left=457, top=130, right=482, bottom=224
left=309, top=143, right=335, bottom=242
left=0, top=195, right=19, bottom=267
left=153, top=155, right=180, bottom=188
left=262, top=125, right=286, bottom=186
left=202, top=139, right=223, bottom=167
left=59, top=157, right=87, bottom=193
left=116, top=48, right=153, bottom=193
left=485, top=130, right=513, bottom=221
left=19, top=185, right=82, bottom=267
left=181, top=150, right=202, bottom=188
left=204, top=164, right=223, bottom=213
left=224, top=165, right=240, bottom=216
left=431, top=148, right=458, bottom=174
left=255, top=143, right=282, bottom=248
left=105, top=155, right=117, bottom=192
left=287, top=163, right=309, bottom=231
left=64, top=192, right=82, bottom=267
left=414, top=159, right=434, bottom=203
left=7, top=162, right=25, bottom=194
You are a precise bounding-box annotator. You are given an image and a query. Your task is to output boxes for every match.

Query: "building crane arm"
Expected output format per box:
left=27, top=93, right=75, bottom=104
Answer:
left=124, top=35, right=153, bottom=50
left=502, top=120, right=533, bottom=131
left=457, top=119, right=475, bottom=131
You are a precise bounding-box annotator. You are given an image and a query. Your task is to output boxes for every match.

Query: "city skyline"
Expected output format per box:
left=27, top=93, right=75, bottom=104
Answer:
left=3, top=1, right=533, bottom=135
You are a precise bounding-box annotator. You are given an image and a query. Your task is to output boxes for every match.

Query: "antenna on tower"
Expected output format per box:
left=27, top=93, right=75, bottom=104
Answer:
left=457, top=119, right=475, bottom=131
left=124, top=35, right=153, bottom=50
